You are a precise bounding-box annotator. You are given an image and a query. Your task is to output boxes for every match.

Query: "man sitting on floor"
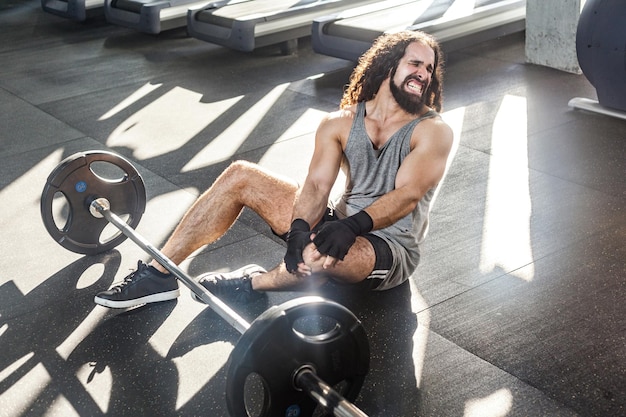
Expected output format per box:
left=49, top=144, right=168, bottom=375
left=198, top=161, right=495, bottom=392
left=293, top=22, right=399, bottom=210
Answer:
left=94, top=30, right=454, bottom=308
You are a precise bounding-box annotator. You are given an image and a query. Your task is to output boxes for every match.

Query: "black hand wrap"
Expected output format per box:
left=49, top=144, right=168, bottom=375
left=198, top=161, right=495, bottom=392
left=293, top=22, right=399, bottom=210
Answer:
left=284, top=219, right=312, bottom=273
left=312, top=211, right=373, bottom=261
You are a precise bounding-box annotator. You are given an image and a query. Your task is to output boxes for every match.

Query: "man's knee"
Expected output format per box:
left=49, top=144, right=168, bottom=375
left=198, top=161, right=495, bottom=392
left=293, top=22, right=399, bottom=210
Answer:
left=301, top=239, right=375, bottom=284
left=218, top=160, right=261, bottom=192
left=224, top=160, right=258, bottom=180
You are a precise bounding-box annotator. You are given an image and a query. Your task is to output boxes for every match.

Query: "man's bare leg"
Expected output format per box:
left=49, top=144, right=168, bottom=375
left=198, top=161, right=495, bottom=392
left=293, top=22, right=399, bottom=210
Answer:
left=149, top=160, right=378, bottom=293
left=149, top=161, right=298, bottom=272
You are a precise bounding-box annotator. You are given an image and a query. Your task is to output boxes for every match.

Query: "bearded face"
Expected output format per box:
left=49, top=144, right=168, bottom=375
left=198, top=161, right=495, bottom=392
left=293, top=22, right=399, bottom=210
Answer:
left=389, top=66, right=430, bottom=115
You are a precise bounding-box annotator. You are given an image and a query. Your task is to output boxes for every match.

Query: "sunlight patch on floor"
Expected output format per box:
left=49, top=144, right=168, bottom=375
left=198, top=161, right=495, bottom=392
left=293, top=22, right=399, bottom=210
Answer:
left=480, top=94, right=535, bottom=281
left=182, top=83, right=291, bottom=172
left=0, top=359, right=50, bottom=415
left=107, top=86, right=242, bottom=160
left=75, top=361, right=112, bottom=414
left=174, top=341, right=232, bottom=410
left=99, top=82, right=162, bottom=121
left=56, top=307, right=110, bottom=361
left=464, top=388, right=513, bottom=417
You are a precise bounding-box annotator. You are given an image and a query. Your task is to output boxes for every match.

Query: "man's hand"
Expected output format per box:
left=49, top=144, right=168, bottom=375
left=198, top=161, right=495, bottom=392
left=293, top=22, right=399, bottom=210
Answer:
left=312, top=211, right=373, bottom=261
left=284, top=219, right=312, bottom=273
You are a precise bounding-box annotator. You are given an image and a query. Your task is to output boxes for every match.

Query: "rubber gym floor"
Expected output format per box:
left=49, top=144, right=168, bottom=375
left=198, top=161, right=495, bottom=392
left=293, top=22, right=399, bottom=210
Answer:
left=1, top=1, right=625, bottom=416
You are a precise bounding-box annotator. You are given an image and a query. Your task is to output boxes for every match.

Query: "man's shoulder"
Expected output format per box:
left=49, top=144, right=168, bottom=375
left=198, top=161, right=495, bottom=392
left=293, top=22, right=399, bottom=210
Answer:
left=327, top=106, right=357, bottom=121
left=416, top=111, right=451, bottom=132
left=315, top=107, right=356, bottom=145
left=411, top=112, right=454, bottom=150
left=319, top=107, right=357, bottom=132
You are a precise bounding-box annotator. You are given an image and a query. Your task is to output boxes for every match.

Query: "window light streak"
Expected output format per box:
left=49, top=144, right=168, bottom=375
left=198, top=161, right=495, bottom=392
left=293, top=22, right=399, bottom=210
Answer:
left=480, top=95, right=535, bottom=281
left=107, top=86, right=242, bottom=160
left=0, top=150, right=66, bottom=295
left=258, top=108, right=326, bottom=183
left=75, top=363, right=112, bottom=414
left=99, top=82, right=162, bottom=121
left=56, top=306, right=110, bottom=360
left=0, top=149, right=61, bottom=230
left=436, top=106, right=464, bottom=206
left=444, top=0, right=476, bottom=19
left=43, top=394, right=80, bottom=417
left=411, top=106, right=465, bottom=389
left=274, top=108, right=326, bottom=142
left=147, top=294, right=206, bottom=359
left=182, top=82, right=290, bottom=172
left=464, top=388, right=513, bottom=417
left=0, top=361, right=51, bottom=414
left=306, top=73, right=325, bottom=80
left=174, top=342, right=232, bottom=410
left=137, top=189, right=198, bottom=250
left=0, top=352, right=35, bottom=384
left=410, top=279, right=430, bottom=389
left=143, top=292, right=230, bottom=410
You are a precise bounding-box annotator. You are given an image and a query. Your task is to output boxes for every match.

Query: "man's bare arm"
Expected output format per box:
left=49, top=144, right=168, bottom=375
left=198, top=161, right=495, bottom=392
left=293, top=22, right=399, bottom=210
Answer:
left=364, top=116, right=453, bottom=229
left=292, top=111, right=349, bottom=225
left=283, top=111, right=350, bottom=274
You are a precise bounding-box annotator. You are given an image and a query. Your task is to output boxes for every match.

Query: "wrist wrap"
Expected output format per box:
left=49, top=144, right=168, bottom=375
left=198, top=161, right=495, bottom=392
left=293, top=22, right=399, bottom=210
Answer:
left=311, top=211, right=373, bottom=261
left=342, top=210, right=373, bottom=236
left=284, top=218, right=311, bottom=273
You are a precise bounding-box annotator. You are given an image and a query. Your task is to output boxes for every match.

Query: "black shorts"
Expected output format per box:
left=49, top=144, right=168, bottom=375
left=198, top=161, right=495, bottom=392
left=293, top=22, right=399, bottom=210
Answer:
left=277, top=207, right=393, bottom=289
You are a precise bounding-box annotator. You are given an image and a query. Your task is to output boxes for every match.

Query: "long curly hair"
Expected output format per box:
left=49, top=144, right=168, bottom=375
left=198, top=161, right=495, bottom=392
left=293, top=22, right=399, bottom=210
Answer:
left=340, top=31, right=444, bottom=112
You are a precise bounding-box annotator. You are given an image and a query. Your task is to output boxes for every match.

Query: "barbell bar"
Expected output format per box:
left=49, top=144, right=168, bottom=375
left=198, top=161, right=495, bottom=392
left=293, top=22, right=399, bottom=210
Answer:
left=41, top=151, right=370, bottom=417
left=90, top=197, right=369, bottom=417
left=89, top=197, right=251, bottom=334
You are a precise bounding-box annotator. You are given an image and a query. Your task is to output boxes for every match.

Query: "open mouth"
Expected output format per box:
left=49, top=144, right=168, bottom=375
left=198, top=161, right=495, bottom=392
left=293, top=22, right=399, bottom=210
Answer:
left=406, top=78, right=424, bottom=95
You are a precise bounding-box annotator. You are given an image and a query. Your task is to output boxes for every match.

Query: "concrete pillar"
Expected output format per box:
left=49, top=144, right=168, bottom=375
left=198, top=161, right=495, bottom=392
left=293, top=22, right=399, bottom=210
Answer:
left=525, top=0, right=584, bottom=74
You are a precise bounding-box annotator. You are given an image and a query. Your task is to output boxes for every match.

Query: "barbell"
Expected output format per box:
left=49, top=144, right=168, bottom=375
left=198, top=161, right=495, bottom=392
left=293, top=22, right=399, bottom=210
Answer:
left=41, top=150, right=370, bottom=417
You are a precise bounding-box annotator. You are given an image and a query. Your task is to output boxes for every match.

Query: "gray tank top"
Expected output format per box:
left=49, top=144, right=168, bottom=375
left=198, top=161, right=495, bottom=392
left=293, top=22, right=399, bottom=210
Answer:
left=333, top=102, right=438, bottom=287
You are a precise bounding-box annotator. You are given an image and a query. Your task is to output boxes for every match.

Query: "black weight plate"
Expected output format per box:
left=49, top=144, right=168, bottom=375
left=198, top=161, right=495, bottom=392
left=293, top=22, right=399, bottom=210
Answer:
left=226, top=296, right=369, bottom=417
left=41, top=150, right=146, bottom=255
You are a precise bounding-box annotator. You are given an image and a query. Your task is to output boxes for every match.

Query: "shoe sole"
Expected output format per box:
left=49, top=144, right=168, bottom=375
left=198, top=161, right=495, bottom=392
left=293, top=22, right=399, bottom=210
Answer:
left=94, top=289, right=180, bottom=308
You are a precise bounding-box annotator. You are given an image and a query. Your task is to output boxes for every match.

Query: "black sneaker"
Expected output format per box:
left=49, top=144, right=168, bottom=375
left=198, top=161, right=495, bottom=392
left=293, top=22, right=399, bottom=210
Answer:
left=94, top=261, right=180, bottom=308
left=193, top=264, right=266, bottom=304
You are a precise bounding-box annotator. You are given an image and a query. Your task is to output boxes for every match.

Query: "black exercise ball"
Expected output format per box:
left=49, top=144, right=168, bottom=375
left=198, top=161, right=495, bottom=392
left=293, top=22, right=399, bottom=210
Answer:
left=576, top=0, right=626, bottom=111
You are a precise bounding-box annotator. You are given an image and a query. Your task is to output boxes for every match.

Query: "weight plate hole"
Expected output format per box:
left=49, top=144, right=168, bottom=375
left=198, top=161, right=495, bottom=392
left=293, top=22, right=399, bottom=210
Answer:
left=51, top=191, right=71, bottom=231
left=243, top=372, right=269, bottom=417
left=292, top=315, right=340, bottom=342
left=99, top=213, right=130, bottom=245
left=89, top=160, right=128, bottom=182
